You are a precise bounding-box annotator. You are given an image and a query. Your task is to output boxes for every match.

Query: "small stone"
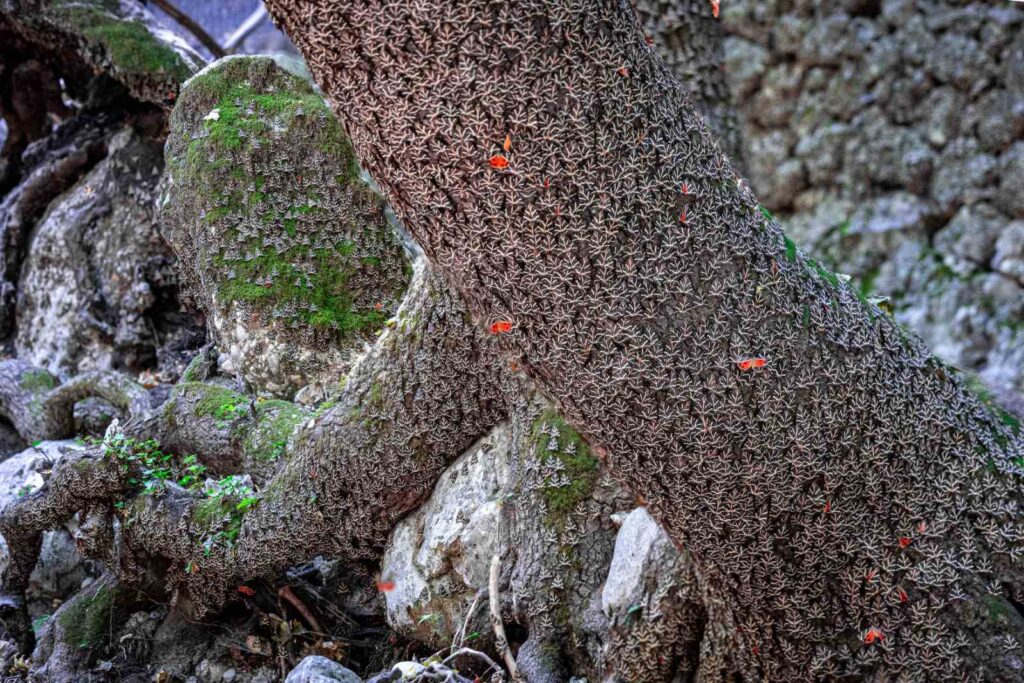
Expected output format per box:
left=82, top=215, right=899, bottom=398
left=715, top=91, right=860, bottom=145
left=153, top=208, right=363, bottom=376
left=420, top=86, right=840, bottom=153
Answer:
left=284, top=656, right=360, bottom=683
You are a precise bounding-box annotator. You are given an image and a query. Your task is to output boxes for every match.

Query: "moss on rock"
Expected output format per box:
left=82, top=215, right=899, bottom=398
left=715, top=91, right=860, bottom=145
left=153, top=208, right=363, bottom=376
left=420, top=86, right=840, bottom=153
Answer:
left=243, top=399, right=309, bottom=461
left=58, top=584, right=114, bottom=649
left=50, top=4, right=193, bottom=83
left=531, top=410, right=600, bottom=527
left=160, top=56, right=410, bottom=396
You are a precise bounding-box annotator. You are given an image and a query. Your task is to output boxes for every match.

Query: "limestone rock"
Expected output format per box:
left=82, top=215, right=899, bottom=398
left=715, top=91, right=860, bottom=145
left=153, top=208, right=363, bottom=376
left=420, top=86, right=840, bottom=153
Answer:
left=380, top=422, right=513, bottom=648
left=15, top=127, right=188, bottom=377
left=284, top=656, right=360, bottom=683
left=160, top=56, right=411, bottom=397
left=993, top=221, right=1024, bottom=282
left=601, top=508, right=672, bottom=617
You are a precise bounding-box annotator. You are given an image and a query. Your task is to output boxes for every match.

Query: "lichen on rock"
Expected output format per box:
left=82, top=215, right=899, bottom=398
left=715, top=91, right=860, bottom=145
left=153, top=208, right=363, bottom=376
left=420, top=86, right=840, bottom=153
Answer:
left=160, top=56, right=411, bottom=398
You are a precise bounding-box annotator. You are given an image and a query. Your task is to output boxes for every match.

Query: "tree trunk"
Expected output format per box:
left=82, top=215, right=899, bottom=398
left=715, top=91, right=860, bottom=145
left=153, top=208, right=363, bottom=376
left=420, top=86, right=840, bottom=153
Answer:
left=263, top=0, right=1024, bottom=679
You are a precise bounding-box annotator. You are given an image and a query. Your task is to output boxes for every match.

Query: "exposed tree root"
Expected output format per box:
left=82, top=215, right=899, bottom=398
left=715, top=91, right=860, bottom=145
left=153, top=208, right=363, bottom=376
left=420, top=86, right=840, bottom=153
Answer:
left=0, top=267, right=515, bottom=652
left=0, top=359, right=151, bottom=442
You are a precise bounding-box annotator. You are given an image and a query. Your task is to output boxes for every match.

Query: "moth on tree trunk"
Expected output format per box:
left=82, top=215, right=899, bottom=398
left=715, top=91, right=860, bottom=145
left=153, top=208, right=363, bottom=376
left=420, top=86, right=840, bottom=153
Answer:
left=262, top=0, right=1024, bottom=679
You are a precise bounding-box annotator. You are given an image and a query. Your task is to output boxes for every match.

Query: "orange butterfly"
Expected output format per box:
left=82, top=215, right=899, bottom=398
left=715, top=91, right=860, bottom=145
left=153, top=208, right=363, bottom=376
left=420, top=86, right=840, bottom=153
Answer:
left=863, top=627, right=884, bottom=644
left=710, top=0, right=720, bottom=18
left=737, top=358, right=767, bottom=371
left=237, top=585, right=255, bottom=596
left=489, top=155, right=509, bottom=170
left=490, top=320, right=513, bottom=335
left=376, top=579, right=396, bottom=593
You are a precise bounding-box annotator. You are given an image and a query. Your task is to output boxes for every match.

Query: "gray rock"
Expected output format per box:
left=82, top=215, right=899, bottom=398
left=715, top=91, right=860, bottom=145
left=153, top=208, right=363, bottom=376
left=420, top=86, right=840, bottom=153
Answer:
left=930, top=32, right=990, bottom=90
left=722, top=38, right=768, bottom=99
left=922, top=86, right=965, bottom=148
left=934, top=204, right=1007, bottom=276
left=993, top=221, right=1024, bottom=282
left=974, top=91, right=1024, bottom=153
left=931, top=138, right=997, bottom=211
left=160, top=56, right=410, bottom=398
left=996, top=142, right=1024, bottom=218
left=601, top=508, right=671, bottom=617
left=380, top=422, right=512, bottom=647
left=744, top=130, right=796, bottom=208
left=284, top=656, right=360, bottom=683
left=15, top=127, right=183, bottom=377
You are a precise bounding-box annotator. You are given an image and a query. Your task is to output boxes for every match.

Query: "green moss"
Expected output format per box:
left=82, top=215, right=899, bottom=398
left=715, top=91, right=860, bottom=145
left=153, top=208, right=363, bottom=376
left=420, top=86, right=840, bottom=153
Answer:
left=782, top=235, right=797, bottom=263
left=52, top=5, right=192, bottom=82
left=59, top=585, right=114, bottom=649
left=192, top=497, right=225, bottom=530
left=180, top=353, right=207, bottom=383
left=532, top=410, right=600, bottom=528
left=243, top=400, right=309, bottom=461
left=183, top=383, right=248, bottom=422
left=180, top=64, right=387, bottom=336
left=184, top=66, right=357, bottom=180
left=809, top=258, right=841, bottom=289
left=217, top=243, right=387, bottom=334
left=20, top=369, right=56, bottom=392
left=983, top=594, right=1014, bottom=622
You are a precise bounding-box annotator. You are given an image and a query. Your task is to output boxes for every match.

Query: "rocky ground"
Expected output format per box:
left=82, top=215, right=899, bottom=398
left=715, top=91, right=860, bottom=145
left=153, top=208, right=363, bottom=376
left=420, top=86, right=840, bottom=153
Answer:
left=0, top=1, right=1020, bottom=682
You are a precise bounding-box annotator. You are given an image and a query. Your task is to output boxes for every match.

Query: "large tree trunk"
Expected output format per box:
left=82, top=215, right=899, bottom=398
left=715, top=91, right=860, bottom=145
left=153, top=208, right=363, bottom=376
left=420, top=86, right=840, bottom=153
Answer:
left=264, top=0, right=1024, bottom=679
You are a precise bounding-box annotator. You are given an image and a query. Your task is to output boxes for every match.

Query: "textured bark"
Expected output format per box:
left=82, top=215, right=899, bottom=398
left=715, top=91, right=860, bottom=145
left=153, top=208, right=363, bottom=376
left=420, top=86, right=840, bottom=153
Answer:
left=0, top=265, right=513, bottom=635
left=264, top=1, right=1024, bottom=679
left=0, top=359, right=149, bottom=443
left=632, top=0, right=741, bottom=162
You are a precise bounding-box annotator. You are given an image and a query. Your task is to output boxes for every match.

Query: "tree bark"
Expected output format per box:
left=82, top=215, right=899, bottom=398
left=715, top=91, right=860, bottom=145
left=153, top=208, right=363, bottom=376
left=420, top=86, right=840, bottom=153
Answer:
left=0, top=266, right=514, bottom=631
left=263, top=0, right=1024, bottom=679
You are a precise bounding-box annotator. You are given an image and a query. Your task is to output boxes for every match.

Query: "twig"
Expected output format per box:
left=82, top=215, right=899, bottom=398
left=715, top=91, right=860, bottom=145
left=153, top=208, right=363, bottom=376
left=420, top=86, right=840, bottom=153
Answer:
left=441, top=647, right=503, bottom=674
left=489, top=555, right=520, bottom=681
left=150, top=0, right=225, bottom=58
left=223, top=5, right=269, bottom=53
left=284, top=571, right=359, bottom=628
left=278, top=584, right=324, bottom=634
left=453, top=588, right=483, bottom=651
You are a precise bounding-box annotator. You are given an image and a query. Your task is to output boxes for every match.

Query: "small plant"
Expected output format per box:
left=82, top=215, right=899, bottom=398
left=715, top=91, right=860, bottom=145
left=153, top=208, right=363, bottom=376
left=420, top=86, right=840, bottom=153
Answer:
left=196, top=475, right=259, bottom=554
left=177, top=454, right=208, bottom=488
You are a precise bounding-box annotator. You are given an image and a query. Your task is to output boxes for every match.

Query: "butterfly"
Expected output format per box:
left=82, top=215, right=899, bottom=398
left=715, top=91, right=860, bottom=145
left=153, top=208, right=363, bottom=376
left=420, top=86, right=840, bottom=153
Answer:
left=863, top=627, right=884, bottom=644
left=490, top=320, right=513, bottom=335
left=737, top=358, right=767, bottom=371
left=489, top=155, right=509, bottom=170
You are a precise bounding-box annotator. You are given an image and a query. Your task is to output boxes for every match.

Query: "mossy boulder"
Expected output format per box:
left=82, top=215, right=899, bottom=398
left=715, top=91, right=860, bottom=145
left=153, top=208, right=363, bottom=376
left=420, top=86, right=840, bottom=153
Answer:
left=160, top=56, right=411, bottom=397
left=0, top=0, right=202, bottom=107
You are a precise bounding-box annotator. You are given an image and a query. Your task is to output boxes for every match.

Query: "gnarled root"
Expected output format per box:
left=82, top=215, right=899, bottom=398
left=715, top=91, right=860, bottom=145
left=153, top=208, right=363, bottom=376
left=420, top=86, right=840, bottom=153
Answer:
left=0, top=267, right=515, bottom=648
left=0, top=359, right=150, bottom=443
